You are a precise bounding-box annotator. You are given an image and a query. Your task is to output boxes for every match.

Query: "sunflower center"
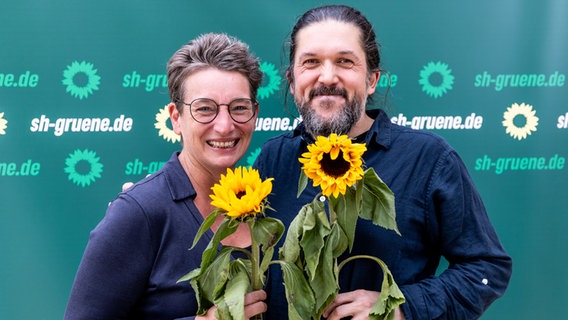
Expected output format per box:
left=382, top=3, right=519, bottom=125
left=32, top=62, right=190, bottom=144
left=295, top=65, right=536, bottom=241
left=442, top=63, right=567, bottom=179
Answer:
left=235, top=190, right=246, bottom=199
left=321, top=151, right=350, bottom=178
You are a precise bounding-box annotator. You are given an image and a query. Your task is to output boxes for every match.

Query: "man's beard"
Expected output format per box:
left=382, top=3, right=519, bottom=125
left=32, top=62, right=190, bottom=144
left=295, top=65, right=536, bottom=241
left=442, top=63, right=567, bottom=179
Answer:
left=296, top=86, right=364, bottom=138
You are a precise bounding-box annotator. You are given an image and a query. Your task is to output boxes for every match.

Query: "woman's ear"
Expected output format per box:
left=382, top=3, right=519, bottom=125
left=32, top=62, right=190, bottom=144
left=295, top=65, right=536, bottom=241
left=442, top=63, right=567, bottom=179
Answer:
left=168, top=102, right=182, bottom=135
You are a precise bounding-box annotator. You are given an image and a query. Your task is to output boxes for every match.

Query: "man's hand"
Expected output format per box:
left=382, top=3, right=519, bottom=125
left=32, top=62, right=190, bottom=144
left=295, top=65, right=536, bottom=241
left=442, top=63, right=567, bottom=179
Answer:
left=196, top=290, right=267, bottom=320
left=322, top=289, right=405, bottom=320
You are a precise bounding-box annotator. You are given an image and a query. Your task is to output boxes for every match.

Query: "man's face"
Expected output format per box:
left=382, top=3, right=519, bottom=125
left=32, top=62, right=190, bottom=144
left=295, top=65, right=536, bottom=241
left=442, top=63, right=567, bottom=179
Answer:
left=289, top=20, right=379, bottom=137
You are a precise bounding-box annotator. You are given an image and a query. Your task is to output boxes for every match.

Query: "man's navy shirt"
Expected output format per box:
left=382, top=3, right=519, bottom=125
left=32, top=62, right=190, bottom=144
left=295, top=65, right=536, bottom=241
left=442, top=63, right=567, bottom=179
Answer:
left=254, top=109, right=512, bottom=319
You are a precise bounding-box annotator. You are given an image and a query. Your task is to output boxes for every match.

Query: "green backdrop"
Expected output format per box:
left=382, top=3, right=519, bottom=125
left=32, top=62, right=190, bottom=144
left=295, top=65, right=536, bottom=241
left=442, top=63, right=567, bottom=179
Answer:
left=1, top=1, right=566, bottom=319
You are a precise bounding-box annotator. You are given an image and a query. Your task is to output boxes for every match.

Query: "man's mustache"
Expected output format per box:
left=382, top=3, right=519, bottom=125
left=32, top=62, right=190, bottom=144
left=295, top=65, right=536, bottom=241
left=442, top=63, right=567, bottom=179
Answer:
left=309, top=86, right=348, bottom=100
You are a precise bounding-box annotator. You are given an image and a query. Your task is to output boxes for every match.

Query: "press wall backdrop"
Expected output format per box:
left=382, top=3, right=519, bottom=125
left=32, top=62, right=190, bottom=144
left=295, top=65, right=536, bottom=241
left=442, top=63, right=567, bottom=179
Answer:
left=1, top=1, right=567, bottom=319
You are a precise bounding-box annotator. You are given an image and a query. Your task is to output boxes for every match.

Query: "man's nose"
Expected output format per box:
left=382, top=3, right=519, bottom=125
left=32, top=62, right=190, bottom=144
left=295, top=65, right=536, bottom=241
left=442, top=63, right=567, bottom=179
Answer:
left=318, top=61, right=339, bottom=85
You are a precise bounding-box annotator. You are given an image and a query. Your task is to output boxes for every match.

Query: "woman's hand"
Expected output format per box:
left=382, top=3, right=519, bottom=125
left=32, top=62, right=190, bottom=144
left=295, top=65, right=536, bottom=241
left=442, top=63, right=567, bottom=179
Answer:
left=196, top=290, right=267, bottom=320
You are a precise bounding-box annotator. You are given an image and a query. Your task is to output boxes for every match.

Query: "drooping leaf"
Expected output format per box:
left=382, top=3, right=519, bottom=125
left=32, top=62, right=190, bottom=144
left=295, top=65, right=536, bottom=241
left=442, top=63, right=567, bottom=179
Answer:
left=276, top=260, right=316, bottom=320
left=310, top=224, right=343, bottom=317
left=216, top=262, right=251, bottom=320
left=370, top=267, right=405, bottom=320
left=297, top=170, right=308, bottom=198
left=252, top=217, right=285, bottom=274
left=188, top=247, right=234, bottom=314
left=355, top=177, right=363, bottom=214
left=279, top=204, right=308, bottom=264
left=337, top=255, right=406, bottom=320
left=300, top=200, right=331, bottom=280
left=330, top=186, right=359, bottom=252
left=360, top=168, right=399, bottom=235
left=327, top=221, right=348, bottom=259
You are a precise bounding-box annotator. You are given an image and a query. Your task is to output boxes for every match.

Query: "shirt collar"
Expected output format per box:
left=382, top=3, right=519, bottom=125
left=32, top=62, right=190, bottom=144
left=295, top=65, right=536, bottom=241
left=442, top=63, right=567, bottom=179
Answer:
left=365, top=109, right=392, bottom=150
left=163, top=151, right=197, bottom=201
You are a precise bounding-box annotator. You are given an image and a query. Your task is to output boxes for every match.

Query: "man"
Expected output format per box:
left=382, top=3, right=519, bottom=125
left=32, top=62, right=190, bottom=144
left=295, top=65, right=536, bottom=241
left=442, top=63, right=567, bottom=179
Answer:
left=255, top=5, right=512, bottom=319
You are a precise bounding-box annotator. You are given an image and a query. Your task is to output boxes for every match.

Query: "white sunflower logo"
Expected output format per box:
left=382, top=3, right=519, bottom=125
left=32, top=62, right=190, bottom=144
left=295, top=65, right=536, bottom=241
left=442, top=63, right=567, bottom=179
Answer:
left=155, top=105, right=180, bottom=143
left=502, top=102, right=539, bottom=140
left=0, top=112, right=7, bottom=135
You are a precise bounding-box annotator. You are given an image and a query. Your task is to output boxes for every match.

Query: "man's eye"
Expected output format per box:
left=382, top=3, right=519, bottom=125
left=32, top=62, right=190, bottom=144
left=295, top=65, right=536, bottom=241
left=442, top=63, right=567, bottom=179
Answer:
left=302, top=59, right=320, bottom=67
left=337, top=59, right=354, bottom=68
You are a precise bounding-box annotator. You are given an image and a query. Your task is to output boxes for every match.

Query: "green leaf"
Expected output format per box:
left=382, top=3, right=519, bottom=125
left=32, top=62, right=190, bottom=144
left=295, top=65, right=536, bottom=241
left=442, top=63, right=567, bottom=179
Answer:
left=330, top=187, right=359, bottom=252
left=300, top=200, right=331, bottom=280
left=370, top=264, right=405, bottom=320
left=252, top=217, right=285, bottom=274
left=337, top=255, right=405, bottom=320
left=297, top=170, right=308, bottom=198
left=279, top=203, right=308, bottom=263
left=309, top=224, right=342, bottom=317
left=355, top=177, right=363, bottom=213
left=216, top=263, right=251, bottom=320
left=360, top=168, right=399, bottom=235
left=177, top=266, right=201, bottom=284
left=191, top=208, right=223, bottom=249
left=201, top=218, right=240, bottom=269
left=189, top=247, right=234, bottom=314
left=327, top=221, right=348, bottom=259
left=275, top=261, right=316, bottom=320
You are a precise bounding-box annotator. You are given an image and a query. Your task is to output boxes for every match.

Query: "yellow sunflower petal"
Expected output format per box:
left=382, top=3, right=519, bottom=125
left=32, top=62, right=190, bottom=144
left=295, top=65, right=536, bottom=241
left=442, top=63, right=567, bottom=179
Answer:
left=209, top=166, right=273, bottom=219
left=298, top=134, right=367, bottom=197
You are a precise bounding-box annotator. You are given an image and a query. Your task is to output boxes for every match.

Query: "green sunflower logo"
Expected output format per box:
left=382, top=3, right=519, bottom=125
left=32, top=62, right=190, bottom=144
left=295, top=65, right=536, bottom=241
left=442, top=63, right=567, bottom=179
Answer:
left=64, top=149, right=104, bottom=187
left=502, top=102, right=539, bottom=140
left=0, top=112, right=7, bottom=135
left=155, top=105, right=180, bottom=143
left=62, top=61, right=101, bottom=100
left=418, top=61, right=454, bottom=98
left=257, top=61, right=281, bottom=100
left=245, top=147, right=261, bottom=167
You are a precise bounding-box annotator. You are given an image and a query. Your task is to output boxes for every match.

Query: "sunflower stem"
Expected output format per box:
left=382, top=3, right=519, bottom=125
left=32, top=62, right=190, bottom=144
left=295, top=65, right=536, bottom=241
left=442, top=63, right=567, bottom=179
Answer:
left=248, top=220, right=264, bottom=320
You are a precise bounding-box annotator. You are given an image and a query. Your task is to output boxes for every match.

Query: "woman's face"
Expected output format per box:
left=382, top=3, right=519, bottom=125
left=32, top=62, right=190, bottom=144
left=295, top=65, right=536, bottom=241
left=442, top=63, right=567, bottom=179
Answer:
left=170, top=68, right=257, bottom=174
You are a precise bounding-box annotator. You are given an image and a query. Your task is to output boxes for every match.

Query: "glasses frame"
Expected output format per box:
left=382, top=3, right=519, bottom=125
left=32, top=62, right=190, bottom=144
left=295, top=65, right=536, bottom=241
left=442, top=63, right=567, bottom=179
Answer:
left=179, top=97, right=258, bottom=124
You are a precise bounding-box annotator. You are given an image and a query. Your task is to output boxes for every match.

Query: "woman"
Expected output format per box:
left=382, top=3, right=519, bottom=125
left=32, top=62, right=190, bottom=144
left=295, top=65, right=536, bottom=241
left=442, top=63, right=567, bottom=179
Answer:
left=65, top=33, right=266, bottom=320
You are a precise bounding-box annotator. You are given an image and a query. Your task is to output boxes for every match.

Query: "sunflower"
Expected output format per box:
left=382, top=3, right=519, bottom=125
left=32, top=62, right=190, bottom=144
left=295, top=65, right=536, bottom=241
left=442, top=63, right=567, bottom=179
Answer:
left=210, top=167, right=273, bottom=219
left=299, top=134, right=367, bottom=198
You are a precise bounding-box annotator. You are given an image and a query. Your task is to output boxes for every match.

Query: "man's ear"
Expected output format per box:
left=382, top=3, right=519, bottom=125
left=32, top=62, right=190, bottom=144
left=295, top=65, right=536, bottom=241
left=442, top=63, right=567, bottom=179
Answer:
left=168, top=102, right=182, bottom=135
left=286, top=70, right=295, bottom=95
left=367, top=71, right=381, bottom=95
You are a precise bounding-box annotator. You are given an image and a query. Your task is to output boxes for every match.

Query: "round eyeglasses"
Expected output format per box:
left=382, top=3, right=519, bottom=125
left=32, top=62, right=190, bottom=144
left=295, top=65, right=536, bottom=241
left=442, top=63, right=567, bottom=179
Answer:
left=180, top=98, right=257, bottom=124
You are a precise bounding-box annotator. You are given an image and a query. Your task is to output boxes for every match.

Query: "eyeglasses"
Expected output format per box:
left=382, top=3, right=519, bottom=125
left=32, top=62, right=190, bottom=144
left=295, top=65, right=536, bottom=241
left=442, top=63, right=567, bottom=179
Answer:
left=180, top=98, right=257, bottom=124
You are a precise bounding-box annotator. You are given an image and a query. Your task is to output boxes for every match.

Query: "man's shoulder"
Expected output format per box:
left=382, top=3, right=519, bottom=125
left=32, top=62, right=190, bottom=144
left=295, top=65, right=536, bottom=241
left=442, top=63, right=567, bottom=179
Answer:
left=263, top=130, right=299, bottom=146
left=389, top=121, right=452, bottom=150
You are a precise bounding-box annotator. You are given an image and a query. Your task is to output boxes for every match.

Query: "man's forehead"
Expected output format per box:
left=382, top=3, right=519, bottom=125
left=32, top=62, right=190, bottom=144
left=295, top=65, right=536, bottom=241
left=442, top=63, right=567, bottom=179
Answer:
left=295, top=21, right=364, bottom=56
